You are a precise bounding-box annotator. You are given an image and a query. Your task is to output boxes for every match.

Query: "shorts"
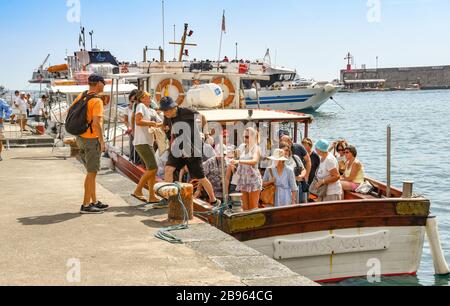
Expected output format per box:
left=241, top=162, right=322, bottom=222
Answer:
left=76, top=137, right=101, bottom=173
left=135, top=144, right=157, bottom=171
left=167, top=152, right=205, bottom=180
left=0, top=126, right=4, bottom=140
left=17, top=114, right=26, bottom=120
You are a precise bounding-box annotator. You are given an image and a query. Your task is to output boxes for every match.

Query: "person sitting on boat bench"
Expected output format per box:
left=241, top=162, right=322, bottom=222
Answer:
left=341, top=145, right=365, bottom=192
left=160, top=96, right=221, bottom=207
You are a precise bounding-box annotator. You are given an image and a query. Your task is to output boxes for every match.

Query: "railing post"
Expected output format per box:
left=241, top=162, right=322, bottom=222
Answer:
left=387, top=125, right=392, bottom=198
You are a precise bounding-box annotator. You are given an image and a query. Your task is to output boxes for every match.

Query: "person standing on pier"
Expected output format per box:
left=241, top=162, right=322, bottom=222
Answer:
left=160, top=96, right=221, bottom=207
left=70, top=74, right=110, bottom=214
left=15, top=92, right=28, bottom=133
left=0, top=97, right=13, bottom=161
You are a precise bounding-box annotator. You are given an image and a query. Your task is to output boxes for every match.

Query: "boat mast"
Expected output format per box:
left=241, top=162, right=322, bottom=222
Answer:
left=169, top=23, right=197, bottom=62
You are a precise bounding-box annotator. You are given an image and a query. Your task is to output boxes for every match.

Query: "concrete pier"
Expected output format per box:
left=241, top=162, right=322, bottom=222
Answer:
left=0, top=148, right=317, bottom=286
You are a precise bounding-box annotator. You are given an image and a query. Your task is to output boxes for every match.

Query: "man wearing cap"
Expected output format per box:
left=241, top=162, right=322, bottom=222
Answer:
left=160, top=97, right=221, bottom=206
left=72, top=74, right=110, bottom=214
left=0, top=97, right=13, bottom=161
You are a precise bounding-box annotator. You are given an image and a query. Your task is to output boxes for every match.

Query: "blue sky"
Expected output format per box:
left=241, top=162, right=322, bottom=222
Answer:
left=1, top=0, right=450, bottom=89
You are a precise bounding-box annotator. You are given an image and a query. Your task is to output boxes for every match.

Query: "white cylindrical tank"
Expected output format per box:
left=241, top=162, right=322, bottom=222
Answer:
left=185, top=83, right=224, bottom=108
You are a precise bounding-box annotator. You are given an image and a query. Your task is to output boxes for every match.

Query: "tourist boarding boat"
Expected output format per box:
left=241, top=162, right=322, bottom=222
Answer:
left=103, top=83, right=449, bottom=283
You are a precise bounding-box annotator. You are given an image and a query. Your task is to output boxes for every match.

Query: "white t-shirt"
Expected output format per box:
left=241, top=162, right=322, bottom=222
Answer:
left=12, top=97, right=20, bottom=114
left=316, top=153, right=342, bottom=196
left=32, top=99, right=45, bottom=116
left=133, top=103, right=162, bottom=146
left=16, top=98, right=27, bottom=114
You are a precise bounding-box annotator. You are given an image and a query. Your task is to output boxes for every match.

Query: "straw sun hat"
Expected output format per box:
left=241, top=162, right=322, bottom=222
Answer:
left=268, top=149, right=288, bottom=162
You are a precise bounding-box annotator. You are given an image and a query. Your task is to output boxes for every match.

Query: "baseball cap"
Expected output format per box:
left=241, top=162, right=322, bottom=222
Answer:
left=159, top=96, right=178, bottom=111
left=88, top=74, right=106, bottom=84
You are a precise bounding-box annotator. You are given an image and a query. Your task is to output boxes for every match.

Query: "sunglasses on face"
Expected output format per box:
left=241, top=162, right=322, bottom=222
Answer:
left=244, top=135, right=250, bottom=139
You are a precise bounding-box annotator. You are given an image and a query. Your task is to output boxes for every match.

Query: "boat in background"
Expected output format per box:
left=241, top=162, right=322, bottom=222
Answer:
left=136, top=46, right=338, bottom=112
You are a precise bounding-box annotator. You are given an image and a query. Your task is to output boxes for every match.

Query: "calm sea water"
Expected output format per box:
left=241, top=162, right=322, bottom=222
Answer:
left=307, top=90, right=450, bottom=286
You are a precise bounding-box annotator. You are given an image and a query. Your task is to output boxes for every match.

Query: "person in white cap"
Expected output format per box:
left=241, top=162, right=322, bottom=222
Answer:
left=263, top=149, right=298, bottom=207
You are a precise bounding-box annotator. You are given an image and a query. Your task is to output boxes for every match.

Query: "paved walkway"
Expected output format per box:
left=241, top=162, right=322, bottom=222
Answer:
left=0, top=148, right=317, bottom=286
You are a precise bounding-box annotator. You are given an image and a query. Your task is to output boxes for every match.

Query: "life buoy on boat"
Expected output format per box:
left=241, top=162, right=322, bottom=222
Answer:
left=211, top=77, right=235, bottom=107
left=155, top=78, right=185, bottom=105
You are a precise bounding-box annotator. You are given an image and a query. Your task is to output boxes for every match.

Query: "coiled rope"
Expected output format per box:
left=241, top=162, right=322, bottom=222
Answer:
left=154, top=183, right=189, bottom=244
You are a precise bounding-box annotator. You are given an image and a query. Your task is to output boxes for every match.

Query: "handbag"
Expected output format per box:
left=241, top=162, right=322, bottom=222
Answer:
left=260, top=168, right=276, bottom=207
left=309, top=177, right=327, bottom=198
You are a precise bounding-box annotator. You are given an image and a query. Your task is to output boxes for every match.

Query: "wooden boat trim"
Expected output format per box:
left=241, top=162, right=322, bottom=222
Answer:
left=110, top=142, right=431, bottom=243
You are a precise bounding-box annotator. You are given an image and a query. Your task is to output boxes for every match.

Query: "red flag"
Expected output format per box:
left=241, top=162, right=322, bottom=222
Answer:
left=221, top=11, right=226, bottom=34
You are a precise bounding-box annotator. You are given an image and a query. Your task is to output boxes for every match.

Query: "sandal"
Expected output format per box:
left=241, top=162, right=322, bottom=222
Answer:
left=131, top=194, right=147, bottom=203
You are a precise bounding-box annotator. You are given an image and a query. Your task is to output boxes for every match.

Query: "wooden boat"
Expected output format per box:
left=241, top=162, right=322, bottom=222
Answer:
left=105, top=79, right=448, bottom=284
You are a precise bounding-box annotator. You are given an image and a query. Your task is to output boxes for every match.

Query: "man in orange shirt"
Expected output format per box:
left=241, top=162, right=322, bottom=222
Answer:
left=73, top=74, right=110, bottom=214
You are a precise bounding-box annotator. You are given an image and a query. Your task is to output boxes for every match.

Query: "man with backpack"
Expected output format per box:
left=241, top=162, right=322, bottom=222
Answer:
left=67, top=74, right=110, bottom=214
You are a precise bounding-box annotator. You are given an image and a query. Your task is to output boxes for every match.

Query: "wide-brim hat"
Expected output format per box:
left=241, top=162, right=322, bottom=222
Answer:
left=268, top=149, right=289, bottom=162
left=159, top=96, right=178, bottom=111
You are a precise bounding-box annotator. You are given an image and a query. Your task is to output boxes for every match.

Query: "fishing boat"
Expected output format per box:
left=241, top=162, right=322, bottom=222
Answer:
left=103, top=76, right=449, bottom=282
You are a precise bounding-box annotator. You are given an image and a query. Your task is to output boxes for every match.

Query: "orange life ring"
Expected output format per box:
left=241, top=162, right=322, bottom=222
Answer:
left=211, top=77, right=235, bottom=107
left=155, top=78, right=185, bottom=105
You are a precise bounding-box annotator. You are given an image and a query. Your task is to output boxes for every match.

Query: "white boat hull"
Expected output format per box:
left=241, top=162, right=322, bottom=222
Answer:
left=245, top=226, right=425, bottom=283
left=245, top=87, right=337, bottom=112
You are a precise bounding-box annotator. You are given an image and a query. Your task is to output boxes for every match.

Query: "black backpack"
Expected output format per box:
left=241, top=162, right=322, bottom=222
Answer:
left=65, top=91, right=98, bottom=136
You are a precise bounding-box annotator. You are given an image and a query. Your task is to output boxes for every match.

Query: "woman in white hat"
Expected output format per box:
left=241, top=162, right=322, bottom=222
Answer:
left=262, top=149, right=299, bottom=207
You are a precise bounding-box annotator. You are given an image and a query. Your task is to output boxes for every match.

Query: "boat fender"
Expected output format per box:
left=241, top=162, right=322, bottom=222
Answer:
left=324, top=84, right=336, bottom=93
left=426, top=217, right=450, bottom=275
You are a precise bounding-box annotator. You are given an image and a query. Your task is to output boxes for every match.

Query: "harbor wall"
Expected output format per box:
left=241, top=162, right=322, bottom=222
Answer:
left=340, top=65, right=450, bottom=89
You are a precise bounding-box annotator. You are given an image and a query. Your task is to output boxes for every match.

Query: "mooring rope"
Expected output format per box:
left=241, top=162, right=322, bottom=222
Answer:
left=154, top=183, right=190, bottom=244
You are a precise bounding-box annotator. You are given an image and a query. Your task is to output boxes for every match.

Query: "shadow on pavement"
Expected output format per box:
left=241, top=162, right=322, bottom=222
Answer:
left=18, top=213, right=81, bottom=225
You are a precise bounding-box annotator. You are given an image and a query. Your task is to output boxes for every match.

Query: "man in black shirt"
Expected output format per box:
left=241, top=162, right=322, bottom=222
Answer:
left=160, top=97, right=221, bottom=206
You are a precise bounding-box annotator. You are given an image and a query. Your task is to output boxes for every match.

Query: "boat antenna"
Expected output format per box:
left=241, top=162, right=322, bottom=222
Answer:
left=173, top=24, right=177, bottom=61
left=89, top=30, right=94, bottom=50
left=162, top=0, right=165, bottom=59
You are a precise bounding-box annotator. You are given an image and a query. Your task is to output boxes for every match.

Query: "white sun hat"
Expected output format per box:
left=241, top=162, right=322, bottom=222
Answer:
left=268, top=149, right=288, bottom=162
